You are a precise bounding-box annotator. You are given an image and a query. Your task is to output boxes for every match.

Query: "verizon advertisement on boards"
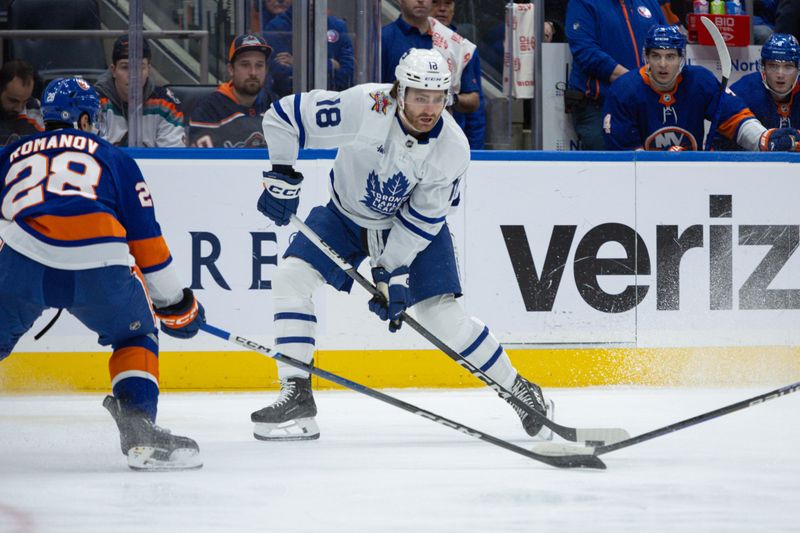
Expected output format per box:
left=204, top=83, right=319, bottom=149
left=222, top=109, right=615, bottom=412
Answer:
left=465, top=157, right=800, bottom=347
left=14, top=153, right=800, bottom=353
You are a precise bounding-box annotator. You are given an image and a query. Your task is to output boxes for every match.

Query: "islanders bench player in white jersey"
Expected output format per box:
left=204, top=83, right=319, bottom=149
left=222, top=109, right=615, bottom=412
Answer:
left=252, top=48, right=554, bottom=441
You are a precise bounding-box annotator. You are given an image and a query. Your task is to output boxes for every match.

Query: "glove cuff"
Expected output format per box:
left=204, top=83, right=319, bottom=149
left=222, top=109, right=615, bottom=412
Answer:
left=759, top=129, right=774, bottom=152
left=272, top=164, right=297, bottom=176
left=154, top=288, right=200, bottom=327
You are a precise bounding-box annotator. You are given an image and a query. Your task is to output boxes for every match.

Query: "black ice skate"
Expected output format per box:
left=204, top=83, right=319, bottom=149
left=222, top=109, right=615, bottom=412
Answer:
left=505, top=375, right=555, bottom=441
left=251, top=377, right=320, bottom=441
left=103, top=395, right=202, bottom=471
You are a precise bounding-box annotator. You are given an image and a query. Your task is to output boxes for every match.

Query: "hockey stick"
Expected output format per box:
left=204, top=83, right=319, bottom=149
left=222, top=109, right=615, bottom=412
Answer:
left=289, top=214, right=629, bottom=446
left=532, top=381, right=800, bottom=458
left=701, top=16, right=732, bottom=151
left=199, top=322, right=605, bottom=469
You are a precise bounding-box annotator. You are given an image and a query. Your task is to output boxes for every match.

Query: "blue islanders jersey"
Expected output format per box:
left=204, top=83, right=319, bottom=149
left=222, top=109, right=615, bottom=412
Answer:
left=730, top=72, right=800, bottom=129
left=0, top=129, right=172, bottom=276
left=603, top=65, right=756, bottom=150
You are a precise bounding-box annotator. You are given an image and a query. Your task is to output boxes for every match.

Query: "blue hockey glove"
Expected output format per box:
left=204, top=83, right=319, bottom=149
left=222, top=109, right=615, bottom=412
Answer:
left=154, top=288, right=206, bottom=339
left=258, top=165, right=303, bottom=226
left=368, top=266, right=410, bottom=333
left=759, top=128, right=800, bottom=152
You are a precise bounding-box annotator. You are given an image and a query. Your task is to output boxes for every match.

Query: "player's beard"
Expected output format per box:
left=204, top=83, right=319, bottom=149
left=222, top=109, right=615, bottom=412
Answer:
left=235, top=77, right=264, bottom=97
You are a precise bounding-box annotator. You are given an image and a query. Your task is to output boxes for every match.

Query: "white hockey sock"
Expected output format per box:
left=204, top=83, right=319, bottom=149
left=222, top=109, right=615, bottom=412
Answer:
left=272, top=258, right=325, bottom=380
left=413, top=295, right=517, bottom=390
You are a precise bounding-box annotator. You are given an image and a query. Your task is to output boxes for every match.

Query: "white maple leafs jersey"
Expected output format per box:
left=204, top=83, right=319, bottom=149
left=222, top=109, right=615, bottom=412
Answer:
left=262, top=83, right=470, bottom=272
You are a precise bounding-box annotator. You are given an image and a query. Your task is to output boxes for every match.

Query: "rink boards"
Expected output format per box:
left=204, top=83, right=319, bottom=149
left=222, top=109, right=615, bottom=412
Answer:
left=3, top=150, right=799, bottom=391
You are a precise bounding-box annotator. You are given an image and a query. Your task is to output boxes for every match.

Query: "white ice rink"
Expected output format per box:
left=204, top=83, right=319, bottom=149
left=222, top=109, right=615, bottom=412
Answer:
left=1, top=386, right=798, bottom=533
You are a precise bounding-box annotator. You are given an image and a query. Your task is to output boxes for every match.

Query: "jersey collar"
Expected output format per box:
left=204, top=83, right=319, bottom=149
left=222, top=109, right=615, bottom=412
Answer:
left=395, top=114, right=444, bottom=145
left=640, top=65, right=683, bottom=106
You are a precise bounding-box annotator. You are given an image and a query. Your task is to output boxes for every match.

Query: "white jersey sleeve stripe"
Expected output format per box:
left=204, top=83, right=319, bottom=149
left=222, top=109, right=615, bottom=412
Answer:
left=293, top=94, right=306, bottom=149
left=407, top=203, right=446, bottom=224
left=272, top=99, right=292, bottom=127
left=396, top=210, right=436, bottom=241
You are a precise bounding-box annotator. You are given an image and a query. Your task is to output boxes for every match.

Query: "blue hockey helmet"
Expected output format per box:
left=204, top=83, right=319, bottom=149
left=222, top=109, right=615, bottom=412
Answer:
left=761, top=33, right=800, bottom=67
left=644, top=25, right=687, bottom=55
left=41, top=77, right=101, bottom=127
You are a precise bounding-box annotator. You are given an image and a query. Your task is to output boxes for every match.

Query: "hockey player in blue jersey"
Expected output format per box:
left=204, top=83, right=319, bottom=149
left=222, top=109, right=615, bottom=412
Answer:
left=0, top=78, right=206, bottom=471
left=603, top=25, right=800, bottom=151
left=252, top=48, right=553, bottom=442
left=731, top=33, right=800, bottom=130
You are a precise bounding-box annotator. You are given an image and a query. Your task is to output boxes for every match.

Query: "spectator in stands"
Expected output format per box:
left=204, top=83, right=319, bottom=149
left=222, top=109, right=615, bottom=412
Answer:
left=0, top=59, right=43, bottom=145
left=753, top=0, right=779, bottom=44
left=188, top=34, right=273, bottom=148
left=544, top=20, right=566, bottom=43
left=774, top=0, right=800, bottom=41
left=382, top=0, right=480, bottom=120
left=250, top=0, right=292, bottom=32
left=566, top=0, right=666, bottom=150
left=731, top=34, right=800, bottom=130
left=603, top=25, right=800, bottom=152
left=431, top=0, right=486, bottom=149
left=94, top=36, right=185, bottom=147
left=263, top=2, right=355, bottom=97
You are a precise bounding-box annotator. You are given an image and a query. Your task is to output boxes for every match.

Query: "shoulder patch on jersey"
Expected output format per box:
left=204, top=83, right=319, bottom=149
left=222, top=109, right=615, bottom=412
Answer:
left=370, top=91, right=392, bottom=114
left=637, top=6, right=652, bottom=18
left=165, top=88, right=180, bottom=104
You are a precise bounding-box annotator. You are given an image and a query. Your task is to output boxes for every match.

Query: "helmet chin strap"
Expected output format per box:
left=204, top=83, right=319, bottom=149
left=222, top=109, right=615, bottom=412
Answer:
left=761, top=69, right=798, bottom=100
left=396, top=85, right=445, bottom=135
left=646, top=59, right=684, bottom=92
left=397, top=103, right=425, bottom=134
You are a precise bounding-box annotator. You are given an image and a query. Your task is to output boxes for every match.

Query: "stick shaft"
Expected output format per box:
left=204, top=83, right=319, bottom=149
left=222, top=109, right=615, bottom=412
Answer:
left=288, top=214, right=628, bottom=444
left=199, top=323, right=605, bottom=469
left=596, top=381, right=800, bottom=455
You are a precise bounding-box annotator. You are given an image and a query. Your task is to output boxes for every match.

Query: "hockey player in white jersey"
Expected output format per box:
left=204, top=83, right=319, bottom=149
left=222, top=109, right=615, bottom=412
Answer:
left=252, top=48, right=553, bottom=441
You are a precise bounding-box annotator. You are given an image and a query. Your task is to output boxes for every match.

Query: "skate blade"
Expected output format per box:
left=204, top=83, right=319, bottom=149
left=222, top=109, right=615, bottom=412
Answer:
left=127, top=446, right=203, bottom=471
left=529, top=399, right=556, bottom=442
left=253, top=417, right=320, bottom=441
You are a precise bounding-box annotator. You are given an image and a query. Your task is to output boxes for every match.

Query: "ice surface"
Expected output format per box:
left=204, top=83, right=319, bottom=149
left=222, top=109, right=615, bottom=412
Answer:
left=1, top=387, right=798, bottom=532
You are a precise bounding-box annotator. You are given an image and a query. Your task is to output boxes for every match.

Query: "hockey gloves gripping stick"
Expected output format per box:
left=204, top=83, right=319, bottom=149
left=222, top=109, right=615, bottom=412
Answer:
left=759, top=127, right=800, bottom=152
left=258, top=165, right=304, bottom=226
left=369, top=266, right=410, bottom=333
left=154, top=288, right=206, bottom=339
left=199, top=322, right=605, bottom=470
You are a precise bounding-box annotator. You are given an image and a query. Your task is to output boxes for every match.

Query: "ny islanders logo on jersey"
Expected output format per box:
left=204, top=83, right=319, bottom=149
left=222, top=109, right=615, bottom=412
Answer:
left=361, top=170, right=410, bottom=215
left=370, top=91, right=391, bottom=114
left=645, top=126, right=698, bottom=151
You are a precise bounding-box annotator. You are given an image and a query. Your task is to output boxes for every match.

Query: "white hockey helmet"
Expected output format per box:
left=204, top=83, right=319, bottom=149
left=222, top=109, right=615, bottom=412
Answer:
left=395, top=48, right=452, bottom=111
left=395, top=48, right=452, bottom=91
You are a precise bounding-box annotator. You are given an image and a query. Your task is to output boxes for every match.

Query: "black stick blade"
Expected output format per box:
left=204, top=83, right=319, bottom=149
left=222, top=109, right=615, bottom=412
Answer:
left=531, top=443, right=605, bottom=469
left=544, top=454, right=606, bottom=470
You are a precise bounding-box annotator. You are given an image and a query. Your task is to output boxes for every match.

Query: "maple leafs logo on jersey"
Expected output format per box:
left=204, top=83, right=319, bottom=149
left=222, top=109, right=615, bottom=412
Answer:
left=361, top=170, right=410, bottom=216
left=370, top=91, right=392, bottom=114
